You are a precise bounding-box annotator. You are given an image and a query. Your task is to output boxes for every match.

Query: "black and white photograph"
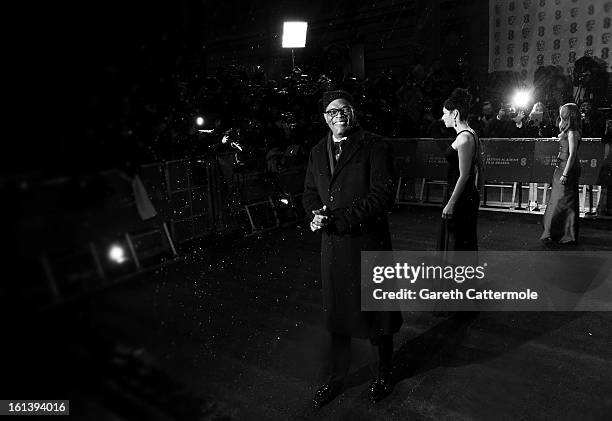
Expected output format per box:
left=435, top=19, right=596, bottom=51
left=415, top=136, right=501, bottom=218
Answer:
left=3, top=0, right=612, bottom=419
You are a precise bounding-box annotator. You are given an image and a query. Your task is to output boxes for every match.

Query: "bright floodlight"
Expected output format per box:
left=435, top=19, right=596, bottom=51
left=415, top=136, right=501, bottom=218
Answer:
left=512, top=90, right=531, bottom=109
left=108, top=244, right=127, bottom=264
left=196, top=116, right=205, bottom=126
left=282, top=21, right=308, bottom=48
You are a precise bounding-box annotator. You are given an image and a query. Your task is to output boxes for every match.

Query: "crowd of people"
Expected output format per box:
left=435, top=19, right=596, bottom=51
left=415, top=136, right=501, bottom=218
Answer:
left=112, top=58, right=610, bottom=178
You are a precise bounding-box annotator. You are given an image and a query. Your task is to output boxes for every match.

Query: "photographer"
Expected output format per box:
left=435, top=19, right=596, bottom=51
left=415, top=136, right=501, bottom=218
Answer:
left=596, top=117, right=612, bottom=216
left=512, top=102, right=556, bottom=138
left=484, top=104, right=518, bottom=138
left=580, top=100, right=606, bottom=138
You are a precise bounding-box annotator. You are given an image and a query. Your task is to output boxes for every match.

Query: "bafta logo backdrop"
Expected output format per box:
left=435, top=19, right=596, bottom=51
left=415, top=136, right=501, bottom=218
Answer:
left=489, top=0, right=612, bottom=81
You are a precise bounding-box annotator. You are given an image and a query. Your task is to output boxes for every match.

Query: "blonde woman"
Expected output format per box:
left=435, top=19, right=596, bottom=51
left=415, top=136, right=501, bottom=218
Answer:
left=541, top=103, right=582, bottom=244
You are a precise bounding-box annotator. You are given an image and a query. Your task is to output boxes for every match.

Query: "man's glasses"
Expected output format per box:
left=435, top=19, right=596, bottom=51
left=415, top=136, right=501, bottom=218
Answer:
left=324, top=107, right=353, bottom=118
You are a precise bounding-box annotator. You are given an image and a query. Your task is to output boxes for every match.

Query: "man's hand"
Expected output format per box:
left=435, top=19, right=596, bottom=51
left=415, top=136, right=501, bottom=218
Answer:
left=310, top=205, right=329, bottom=231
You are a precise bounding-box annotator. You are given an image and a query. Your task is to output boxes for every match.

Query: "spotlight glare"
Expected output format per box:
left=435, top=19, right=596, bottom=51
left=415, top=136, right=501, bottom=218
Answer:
left=512, top=90, right=531, bottom=109
left=280, top=198, right=289, bottom=205
left=109, top=245, right=127, bottom=264
left=196, top=116, right=205, bottom=126
left=282, top=21, right=308, bottom=48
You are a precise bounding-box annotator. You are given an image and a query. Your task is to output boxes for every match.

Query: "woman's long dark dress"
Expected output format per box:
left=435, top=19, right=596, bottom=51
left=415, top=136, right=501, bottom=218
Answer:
left=438, top=130, right=480, bottom=251
left=541, top=131, right=580, bottom=243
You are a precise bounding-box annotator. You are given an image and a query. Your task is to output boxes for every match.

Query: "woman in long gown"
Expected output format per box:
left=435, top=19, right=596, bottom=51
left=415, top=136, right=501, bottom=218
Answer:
left=439, top=88, right=483, bottom=251
left=541, top=103, right=582, bottom=244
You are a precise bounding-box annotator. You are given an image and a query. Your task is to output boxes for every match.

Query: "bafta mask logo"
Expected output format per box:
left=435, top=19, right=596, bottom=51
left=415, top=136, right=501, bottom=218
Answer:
left=508, top=15, right=516, bottom=25
left=602, top=33, right=611, bottom=44
left=537, top=40, right=546, bottom=51
left=522, top=0, right=531, bottom=9
left=586, top=20, right=596, bottom=32
left=568, top=37, right=578, bottom=48
left=570, top=22, right=578, bottom=33
left=605, top=2, right=612, bottom=13
left=570, top=8, right=578, bottom=18
left=537, top=54, right=544, bottom=65
left=522, top=27, right=531, bottom=38
left=520, top=55, right=529, bottom=67
left=538, top=12, right=546, bottom=22
left=507, top=44, right=515, bottom=55
left=507, top=57, right=514, bottom=67
left=553, top=25, right=562, bottom=36
left=551, top=53, right=561, bottom=64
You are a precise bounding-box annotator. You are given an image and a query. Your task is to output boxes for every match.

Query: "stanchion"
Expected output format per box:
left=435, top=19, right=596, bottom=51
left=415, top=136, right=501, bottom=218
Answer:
left=514, top=182, right=526, bottom=210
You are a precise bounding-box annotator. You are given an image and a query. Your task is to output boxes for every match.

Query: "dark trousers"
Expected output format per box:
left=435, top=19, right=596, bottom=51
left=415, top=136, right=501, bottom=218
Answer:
left=329, top=333, right=393, bottom=383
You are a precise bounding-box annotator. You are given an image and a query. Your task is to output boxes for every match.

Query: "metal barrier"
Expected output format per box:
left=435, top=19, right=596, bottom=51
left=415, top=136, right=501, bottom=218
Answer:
left=392, top=137, right=608, bottom=214
left=37, top=157, right=305, bottom=306
left=34, top=138, right=608, bottom=307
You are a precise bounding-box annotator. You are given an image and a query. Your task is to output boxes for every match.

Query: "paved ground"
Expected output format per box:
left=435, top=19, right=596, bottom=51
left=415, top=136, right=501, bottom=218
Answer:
left=6, top=206, right=612, bottom=420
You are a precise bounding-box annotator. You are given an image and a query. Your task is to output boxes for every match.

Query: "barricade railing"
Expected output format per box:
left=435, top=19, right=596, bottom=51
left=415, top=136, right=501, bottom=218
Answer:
left=392, top=137, right=609, bottom=215
left=36, top=157, right=306, bottom=307
left=31, top=138, right=609, bottom=307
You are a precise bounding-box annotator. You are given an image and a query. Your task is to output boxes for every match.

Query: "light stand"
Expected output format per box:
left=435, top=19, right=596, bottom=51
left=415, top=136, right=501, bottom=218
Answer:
left=282, top=21, right=307, bottom=70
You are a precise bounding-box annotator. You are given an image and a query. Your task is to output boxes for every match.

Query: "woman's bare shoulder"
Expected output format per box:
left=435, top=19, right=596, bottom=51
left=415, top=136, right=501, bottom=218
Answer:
left=454, top=131, right=475, bottom=147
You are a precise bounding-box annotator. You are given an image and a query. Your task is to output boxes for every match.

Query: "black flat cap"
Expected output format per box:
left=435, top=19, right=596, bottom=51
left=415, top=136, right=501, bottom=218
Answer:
left=321, top=90, right=355, bottom=112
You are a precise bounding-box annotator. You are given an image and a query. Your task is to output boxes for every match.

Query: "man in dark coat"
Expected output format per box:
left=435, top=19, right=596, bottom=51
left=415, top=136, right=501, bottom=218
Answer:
left=303, top=90, right=403, bottom=406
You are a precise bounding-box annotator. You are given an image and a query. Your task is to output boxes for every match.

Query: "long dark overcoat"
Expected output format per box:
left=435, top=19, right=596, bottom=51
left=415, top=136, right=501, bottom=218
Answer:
left=302, top=128, right=403, bottom=339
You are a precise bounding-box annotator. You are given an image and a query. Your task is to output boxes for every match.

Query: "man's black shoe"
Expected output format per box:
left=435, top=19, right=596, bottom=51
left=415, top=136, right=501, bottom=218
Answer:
left=313, top=380, right=343, bottom=407
left=368, top=374, right=394, bottom=403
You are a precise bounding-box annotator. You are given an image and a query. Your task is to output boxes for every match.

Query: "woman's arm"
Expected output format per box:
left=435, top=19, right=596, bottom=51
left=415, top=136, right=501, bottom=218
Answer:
left=560, top=130, right=580, bottom=185
left=442, top=132, right=475, bottom=218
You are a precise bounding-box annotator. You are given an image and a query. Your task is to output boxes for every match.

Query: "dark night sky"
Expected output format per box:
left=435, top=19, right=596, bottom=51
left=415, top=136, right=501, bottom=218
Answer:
left=9, top=1, right=206, bottom=175
left=7, top=1, right=316, bottom=175
left=6, top=1, right=487, bottom=177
